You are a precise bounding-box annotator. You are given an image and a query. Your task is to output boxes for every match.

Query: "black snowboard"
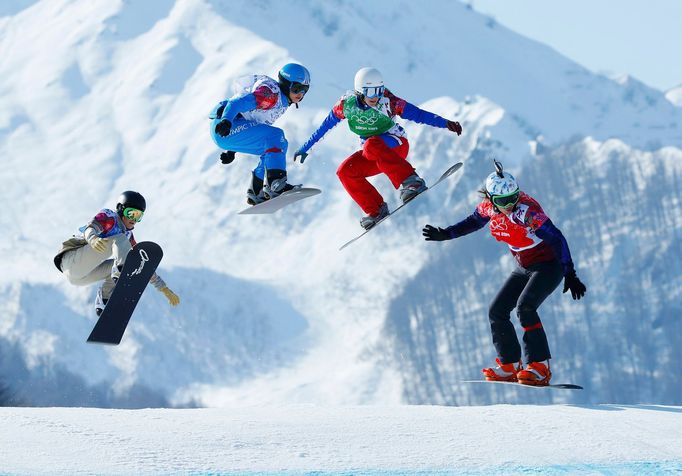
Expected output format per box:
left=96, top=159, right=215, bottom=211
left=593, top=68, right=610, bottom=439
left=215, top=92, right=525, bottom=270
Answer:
left=340, top=162, right=463, bottom=250
left=462, top=380, right=583, bottom=390
left=87, top=241, right=163, bottom=345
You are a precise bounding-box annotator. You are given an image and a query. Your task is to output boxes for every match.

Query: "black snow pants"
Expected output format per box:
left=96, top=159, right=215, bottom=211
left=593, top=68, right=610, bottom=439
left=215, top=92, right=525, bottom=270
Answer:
left=488, top=259, right=563, bottom=364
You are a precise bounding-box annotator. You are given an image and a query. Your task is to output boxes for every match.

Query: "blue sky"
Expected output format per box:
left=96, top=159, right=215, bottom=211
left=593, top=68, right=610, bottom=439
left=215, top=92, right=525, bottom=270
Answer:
left=469, top=0, right=682, bottom=91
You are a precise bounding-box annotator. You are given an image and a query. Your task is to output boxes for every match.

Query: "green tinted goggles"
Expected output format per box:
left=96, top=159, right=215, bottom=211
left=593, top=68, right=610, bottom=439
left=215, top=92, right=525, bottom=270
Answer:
left=492, top=190, right=520, bottom=209
left=123, top=207, right=144, bottom=222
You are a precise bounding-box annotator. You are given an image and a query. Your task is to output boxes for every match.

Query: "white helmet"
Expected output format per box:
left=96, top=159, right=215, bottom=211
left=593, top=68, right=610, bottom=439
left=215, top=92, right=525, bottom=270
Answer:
left=354, top=67, right=385, bottom=98
left=485, top=171, right=519, bottom=197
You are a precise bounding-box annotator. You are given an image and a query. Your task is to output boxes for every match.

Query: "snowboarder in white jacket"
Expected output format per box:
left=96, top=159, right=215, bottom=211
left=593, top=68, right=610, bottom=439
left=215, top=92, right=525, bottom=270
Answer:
left=54, top=191, right=179, bottom=316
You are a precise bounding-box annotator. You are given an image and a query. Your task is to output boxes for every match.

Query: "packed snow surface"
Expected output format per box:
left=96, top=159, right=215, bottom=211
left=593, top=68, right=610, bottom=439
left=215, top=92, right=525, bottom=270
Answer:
left=1, top=404, right=681, bottom=474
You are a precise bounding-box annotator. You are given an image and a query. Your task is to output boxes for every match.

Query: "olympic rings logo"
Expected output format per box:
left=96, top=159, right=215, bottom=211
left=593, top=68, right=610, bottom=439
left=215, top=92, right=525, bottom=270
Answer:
left=349, top=114, right=381, bottom=125
left=489, top=220, right=508, bottom=231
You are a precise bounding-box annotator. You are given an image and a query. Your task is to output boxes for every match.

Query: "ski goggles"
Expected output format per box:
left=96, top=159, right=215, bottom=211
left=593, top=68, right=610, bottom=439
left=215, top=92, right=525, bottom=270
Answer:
left=123, top=207, right=144, bottom=222
left=289, top=82, right=309, bottom=95
left=362, top=85, right=385, bottom=99
left=491, top=190, right=520, bottom=209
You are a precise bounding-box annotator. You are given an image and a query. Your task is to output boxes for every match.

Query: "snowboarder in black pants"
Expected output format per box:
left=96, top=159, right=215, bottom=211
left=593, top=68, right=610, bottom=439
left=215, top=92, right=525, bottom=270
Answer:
left=422, top=161, right=586, bottom=386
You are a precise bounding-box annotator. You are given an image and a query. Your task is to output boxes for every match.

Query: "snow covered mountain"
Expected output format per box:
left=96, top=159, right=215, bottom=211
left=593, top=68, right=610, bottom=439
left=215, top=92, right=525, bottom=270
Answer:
left=667, top=84, right=682, bottom=106
left=1, top=0, right=680, bottom=407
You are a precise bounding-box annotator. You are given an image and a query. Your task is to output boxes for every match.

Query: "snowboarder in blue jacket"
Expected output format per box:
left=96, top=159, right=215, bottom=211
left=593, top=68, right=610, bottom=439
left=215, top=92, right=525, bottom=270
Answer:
left=209, top=63, right=311, bottom=205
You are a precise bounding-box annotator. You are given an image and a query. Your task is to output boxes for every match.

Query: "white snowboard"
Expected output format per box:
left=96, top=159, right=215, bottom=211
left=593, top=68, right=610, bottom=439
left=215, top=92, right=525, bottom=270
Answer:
left=339, top=162, right=463, bottom=250
left=238, top=187, right=321, bottom=215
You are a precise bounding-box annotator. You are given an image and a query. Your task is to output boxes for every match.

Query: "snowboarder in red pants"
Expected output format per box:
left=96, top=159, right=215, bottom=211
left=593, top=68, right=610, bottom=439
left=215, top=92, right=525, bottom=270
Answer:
left=422, top=161, right=587, bottom=386
left=294, top=67, right=462, bottom=229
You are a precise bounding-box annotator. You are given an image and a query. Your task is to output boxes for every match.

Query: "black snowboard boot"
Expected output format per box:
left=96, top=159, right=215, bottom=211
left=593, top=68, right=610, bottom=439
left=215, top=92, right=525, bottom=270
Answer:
left=263, top=169, right=301, bottom=200
left=246, top=173, right=266, bottom=205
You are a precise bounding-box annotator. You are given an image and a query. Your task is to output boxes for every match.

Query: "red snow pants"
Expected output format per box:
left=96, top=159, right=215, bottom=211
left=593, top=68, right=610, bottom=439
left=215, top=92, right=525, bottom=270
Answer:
left=336, top=135, right=414, bottom=215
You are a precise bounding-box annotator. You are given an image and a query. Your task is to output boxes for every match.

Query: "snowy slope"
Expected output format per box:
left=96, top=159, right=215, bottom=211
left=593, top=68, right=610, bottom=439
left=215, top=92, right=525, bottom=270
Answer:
left=1, top=0, right=681, bottom=408
left=1, top=405, right=681, bottom=474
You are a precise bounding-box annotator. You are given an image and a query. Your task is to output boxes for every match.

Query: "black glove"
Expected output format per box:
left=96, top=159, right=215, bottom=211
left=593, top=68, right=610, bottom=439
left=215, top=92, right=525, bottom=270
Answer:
left=563, top=270, right=587, bottom=300
left=215, top=104, right=226, bottom=119
left=422, top=224, right=451, bottom=241
left=215, top=119, right=232, bottom=137
left=293, top=150, right=308, bottom=163
left=220, top=151, right=236, bottom=165
left=446, top=120, right=462, bottom=136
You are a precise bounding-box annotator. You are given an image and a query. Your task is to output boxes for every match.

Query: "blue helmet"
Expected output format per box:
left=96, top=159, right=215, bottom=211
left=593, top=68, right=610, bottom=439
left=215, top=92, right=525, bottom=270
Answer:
left=278, top=63, right=310, bottom=96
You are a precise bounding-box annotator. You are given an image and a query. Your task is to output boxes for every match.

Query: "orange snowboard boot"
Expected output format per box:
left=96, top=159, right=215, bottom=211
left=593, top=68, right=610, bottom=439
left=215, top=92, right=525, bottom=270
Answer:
left=482, top=357, right=521, bottom=382
left=517, top=361, right=552, bottom=386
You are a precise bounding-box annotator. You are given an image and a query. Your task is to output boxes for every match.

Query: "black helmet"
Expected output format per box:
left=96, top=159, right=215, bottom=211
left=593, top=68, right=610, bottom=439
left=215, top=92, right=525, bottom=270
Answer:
left=116, top=190, right=146, bottom=216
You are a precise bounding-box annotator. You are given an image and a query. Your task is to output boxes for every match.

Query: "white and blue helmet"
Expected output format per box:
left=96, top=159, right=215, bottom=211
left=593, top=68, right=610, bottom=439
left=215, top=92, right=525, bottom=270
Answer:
left=485, top=171, right=519, bottom=197
left=486, top=160, right=521, bottom=209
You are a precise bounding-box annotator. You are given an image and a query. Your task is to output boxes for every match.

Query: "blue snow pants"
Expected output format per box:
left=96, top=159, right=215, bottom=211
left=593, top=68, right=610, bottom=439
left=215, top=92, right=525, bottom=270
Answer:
left=210, top=117, right=288, bottom=180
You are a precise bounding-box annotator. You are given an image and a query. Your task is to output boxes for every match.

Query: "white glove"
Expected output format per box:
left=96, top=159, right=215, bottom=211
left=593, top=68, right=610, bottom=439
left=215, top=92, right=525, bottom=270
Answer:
left=88, top=237, right=108, bottom=253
